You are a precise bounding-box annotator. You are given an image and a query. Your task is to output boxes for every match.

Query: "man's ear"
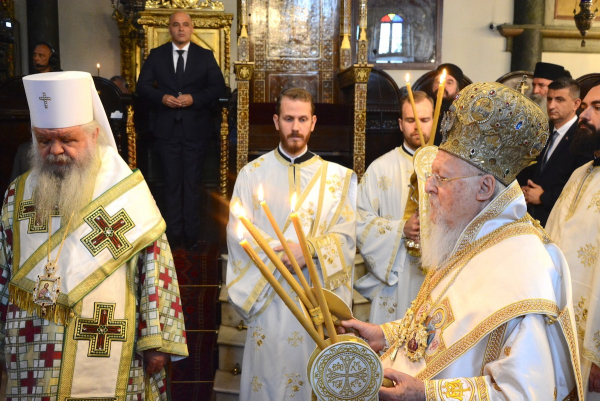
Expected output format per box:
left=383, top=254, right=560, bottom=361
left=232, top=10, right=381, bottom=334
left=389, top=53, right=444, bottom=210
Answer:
left=92, top=127, right=100, bottom=143
left=311, top=114, right=317, bottom=131
left=273, top=114, right=280, bottom=130
left=476, top=175, right=496, bottom=202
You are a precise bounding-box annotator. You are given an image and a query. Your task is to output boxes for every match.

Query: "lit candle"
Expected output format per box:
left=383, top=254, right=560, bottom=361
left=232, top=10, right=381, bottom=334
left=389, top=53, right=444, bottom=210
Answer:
left=405, top=73, right=425, bottom=149
left=237, top=223, right=327, bottom=350
left=97, top=63, right=100, bottom=77
left=359, top=1, right=367, bottom=29
left=257, top=185, right=320, bottom=311
left=430, top=69, right=447, bottom=146
left=233, top=203, right=315, bottom=315
left=290, top=194, right=339, bottom=344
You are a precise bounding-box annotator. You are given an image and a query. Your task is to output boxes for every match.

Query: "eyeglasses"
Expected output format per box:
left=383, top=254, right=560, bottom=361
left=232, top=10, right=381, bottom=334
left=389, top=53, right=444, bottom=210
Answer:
left=425, top=171, right=483, bottom=187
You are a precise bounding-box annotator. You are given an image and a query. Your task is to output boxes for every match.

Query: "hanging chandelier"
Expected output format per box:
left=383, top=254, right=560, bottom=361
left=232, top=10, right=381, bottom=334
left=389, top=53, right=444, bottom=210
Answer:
left=574, top=0, right=598, bottom=46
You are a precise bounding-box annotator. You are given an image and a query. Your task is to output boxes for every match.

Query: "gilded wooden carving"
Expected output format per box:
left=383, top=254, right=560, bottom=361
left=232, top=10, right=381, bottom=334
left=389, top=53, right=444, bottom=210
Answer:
left=247, top=0, right=341, bottom=103
left=235, top=63, right=254, bottom=173
left=126, top=105, right=137, bottom=169
left=145, top=0, right=224, bottom=10
left=220, top=107, right=229, bottom=198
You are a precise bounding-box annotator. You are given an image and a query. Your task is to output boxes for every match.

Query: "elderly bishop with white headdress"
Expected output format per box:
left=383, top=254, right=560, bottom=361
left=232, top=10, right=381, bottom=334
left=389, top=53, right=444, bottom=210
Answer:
left=342, top=82, right=583, bottom=400
left=0, top=72, right=188, bottom=400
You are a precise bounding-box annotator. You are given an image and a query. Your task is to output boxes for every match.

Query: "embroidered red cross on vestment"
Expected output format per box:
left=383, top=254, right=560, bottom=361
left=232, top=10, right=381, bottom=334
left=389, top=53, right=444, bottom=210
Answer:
left=73, top=302, right=127, bottom=357
left=81, top=206, right=135, bottom=259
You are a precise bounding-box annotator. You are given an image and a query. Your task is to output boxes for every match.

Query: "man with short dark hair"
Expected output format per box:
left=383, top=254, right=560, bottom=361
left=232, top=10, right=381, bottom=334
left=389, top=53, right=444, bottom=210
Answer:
left=226, top=87, right=356, bottom=400
left=355, top=91, right=433, bottom=325
left=547, top=81, right=600, bottom=399
left=110, top=75, right=129, bottom=94
left=137, top=11, right=225, bottom=250
left=522, top=77, right=591, bottom=226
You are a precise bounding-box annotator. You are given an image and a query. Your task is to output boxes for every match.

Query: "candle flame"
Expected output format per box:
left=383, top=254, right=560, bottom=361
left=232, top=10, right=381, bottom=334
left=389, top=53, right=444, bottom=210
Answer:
left=97, top=63, right=100, bottom=68
left=291, top=193, right=297, bottom=212
left=405, top=73, right=410, bottom=83
left=257, top=184, right=264, bottom=202
left=440, top=69, right=447, bottom=84
left=233, top=202, right=245, bottom=218
left=237, top=221, right=244, bottom=240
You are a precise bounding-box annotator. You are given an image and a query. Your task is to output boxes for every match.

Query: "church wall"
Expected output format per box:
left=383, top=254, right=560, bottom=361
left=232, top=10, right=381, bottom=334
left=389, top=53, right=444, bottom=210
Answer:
left=384, top=0, right=514, bottom=86
left=11, top=1, right=599, bottom=89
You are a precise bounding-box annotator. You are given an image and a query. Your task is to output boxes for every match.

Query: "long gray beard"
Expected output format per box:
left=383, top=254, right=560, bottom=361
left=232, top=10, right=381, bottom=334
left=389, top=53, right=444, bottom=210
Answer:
left=420, top=218, right=470, bottom=271
left=29, top=143, right=101, bottom=222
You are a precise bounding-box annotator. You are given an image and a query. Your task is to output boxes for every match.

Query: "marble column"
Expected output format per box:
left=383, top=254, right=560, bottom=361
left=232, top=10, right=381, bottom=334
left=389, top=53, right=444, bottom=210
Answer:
left=511, top=0, right=544, bottom=72
left=26, top=0, right=59, bottom=74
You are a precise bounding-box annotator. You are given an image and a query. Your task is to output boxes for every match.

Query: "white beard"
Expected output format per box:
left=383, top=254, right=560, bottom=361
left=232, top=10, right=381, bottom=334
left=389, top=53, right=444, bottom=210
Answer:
left=421, top=211, right=470, bottom=271
left=29, top=143, right=101, bottom=222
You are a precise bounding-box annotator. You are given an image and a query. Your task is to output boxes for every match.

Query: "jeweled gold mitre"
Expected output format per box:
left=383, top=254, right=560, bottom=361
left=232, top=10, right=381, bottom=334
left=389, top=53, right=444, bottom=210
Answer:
left=439, top=82, right=549, bottom=186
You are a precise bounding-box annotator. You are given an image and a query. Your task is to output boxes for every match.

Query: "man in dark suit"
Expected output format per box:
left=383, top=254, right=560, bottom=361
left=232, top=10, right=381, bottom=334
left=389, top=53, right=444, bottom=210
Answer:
left=522, top=77, right=591, bottom=226
left=137, top=11, right=225, bottom=250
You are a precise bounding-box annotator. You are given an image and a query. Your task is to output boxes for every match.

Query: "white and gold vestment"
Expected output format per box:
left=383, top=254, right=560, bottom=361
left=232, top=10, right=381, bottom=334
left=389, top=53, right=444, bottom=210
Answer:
left=0, top=146, right=188, bottom=400
left=355, top=145, right=424, bottom=324
left=381, top=182, right=582, bottom=400
left=547, top=160, right=600, bottom=400
left=226, top=149, right=356, bottom=401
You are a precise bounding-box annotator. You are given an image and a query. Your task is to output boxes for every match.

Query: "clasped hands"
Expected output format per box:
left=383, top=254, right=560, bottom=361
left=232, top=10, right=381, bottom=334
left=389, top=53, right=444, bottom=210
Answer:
left=144, top=349, right=170, bottom=375
left=521, top=180, right=543, bottom=205
left=403, top=211, right=420, bottom=243
left=162, top=93, right=194, bottom=109
left=338, top=319, right=426, bottom=400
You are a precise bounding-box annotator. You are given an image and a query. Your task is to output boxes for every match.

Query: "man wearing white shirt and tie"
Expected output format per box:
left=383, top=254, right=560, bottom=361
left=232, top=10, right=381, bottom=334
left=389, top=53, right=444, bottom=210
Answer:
left=521, top=77, right=591, bottom=226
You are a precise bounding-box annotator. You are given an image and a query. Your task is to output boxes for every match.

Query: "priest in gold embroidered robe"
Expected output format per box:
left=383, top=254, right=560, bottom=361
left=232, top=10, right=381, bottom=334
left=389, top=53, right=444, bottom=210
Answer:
left=341, top=82, right=583, bottom=400
left=0, top=72, right=188, bottom=401
left=546, top=82, right=600, bottom=399
left=226, top=88, right=356, bottom=401
left=355, top=91, right=433, bottom=324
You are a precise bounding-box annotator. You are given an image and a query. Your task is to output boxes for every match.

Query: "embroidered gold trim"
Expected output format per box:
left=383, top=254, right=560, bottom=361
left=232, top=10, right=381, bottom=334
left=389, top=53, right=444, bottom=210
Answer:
left=65, top=398, right=117, bottom=400
left=566, top=166, right=600, bottom=221
left=58, top=302, right=83, bottom=398
left=557, top=307, right=584, bottom=400
left=474, top=376, right=490, bottom=401
left=424, top=379, right=436, bottom=400
left=414, top=299, right=560, bottom=380
left=480, top=323, right=507, bottom=375
left=455, top=181, right=521, bottom=252
left=12, top=171, right=31, bottom=281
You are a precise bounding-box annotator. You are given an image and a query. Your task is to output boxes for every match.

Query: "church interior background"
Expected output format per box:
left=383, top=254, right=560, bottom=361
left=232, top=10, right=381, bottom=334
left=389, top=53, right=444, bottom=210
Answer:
left=0, top=0, right=599, bottom=399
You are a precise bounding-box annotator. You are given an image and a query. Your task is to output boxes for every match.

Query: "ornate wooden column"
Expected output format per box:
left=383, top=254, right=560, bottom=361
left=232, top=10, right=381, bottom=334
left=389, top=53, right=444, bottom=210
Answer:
left=235, top=0, right=253, bottom=173
left=338, top=0, right=371, bottom=179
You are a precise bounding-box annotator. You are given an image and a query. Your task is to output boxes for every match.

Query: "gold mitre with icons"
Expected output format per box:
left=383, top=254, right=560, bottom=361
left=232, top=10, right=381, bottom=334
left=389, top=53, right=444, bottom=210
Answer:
left=438, top=81, right=549, bottom=185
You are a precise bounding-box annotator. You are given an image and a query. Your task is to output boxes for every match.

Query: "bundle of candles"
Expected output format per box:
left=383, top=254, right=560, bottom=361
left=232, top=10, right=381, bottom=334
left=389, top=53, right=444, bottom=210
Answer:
left=234, top=187, right=339, bottom=350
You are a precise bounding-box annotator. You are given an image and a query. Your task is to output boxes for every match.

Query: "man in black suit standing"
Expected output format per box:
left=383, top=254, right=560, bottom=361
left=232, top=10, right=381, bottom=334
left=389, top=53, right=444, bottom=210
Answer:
left=522, top=77, right=591, bottom=226
left=137, top=11, right=225, bottom=250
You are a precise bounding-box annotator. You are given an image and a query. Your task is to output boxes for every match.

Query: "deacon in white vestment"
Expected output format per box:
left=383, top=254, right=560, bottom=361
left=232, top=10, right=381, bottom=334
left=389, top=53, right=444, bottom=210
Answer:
left=226, top=88, right=356, bottom=401
left=342, top=82, right=583, bottom=400
left=0, top=72, right=188, bottom=400
left=355, top=91, right=433, bottom=324
left=547, top=82, right=600, bottom=399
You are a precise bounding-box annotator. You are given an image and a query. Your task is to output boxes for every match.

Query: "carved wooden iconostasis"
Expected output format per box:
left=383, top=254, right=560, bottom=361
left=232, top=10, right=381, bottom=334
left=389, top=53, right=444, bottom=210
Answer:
left=245, top=0, right=342, bottom=103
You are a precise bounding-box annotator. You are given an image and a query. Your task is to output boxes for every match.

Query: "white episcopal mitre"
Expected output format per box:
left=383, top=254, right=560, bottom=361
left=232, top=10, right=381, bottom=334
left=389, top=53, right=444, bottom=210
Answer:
left=22, top=71, right=117, bottom=150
